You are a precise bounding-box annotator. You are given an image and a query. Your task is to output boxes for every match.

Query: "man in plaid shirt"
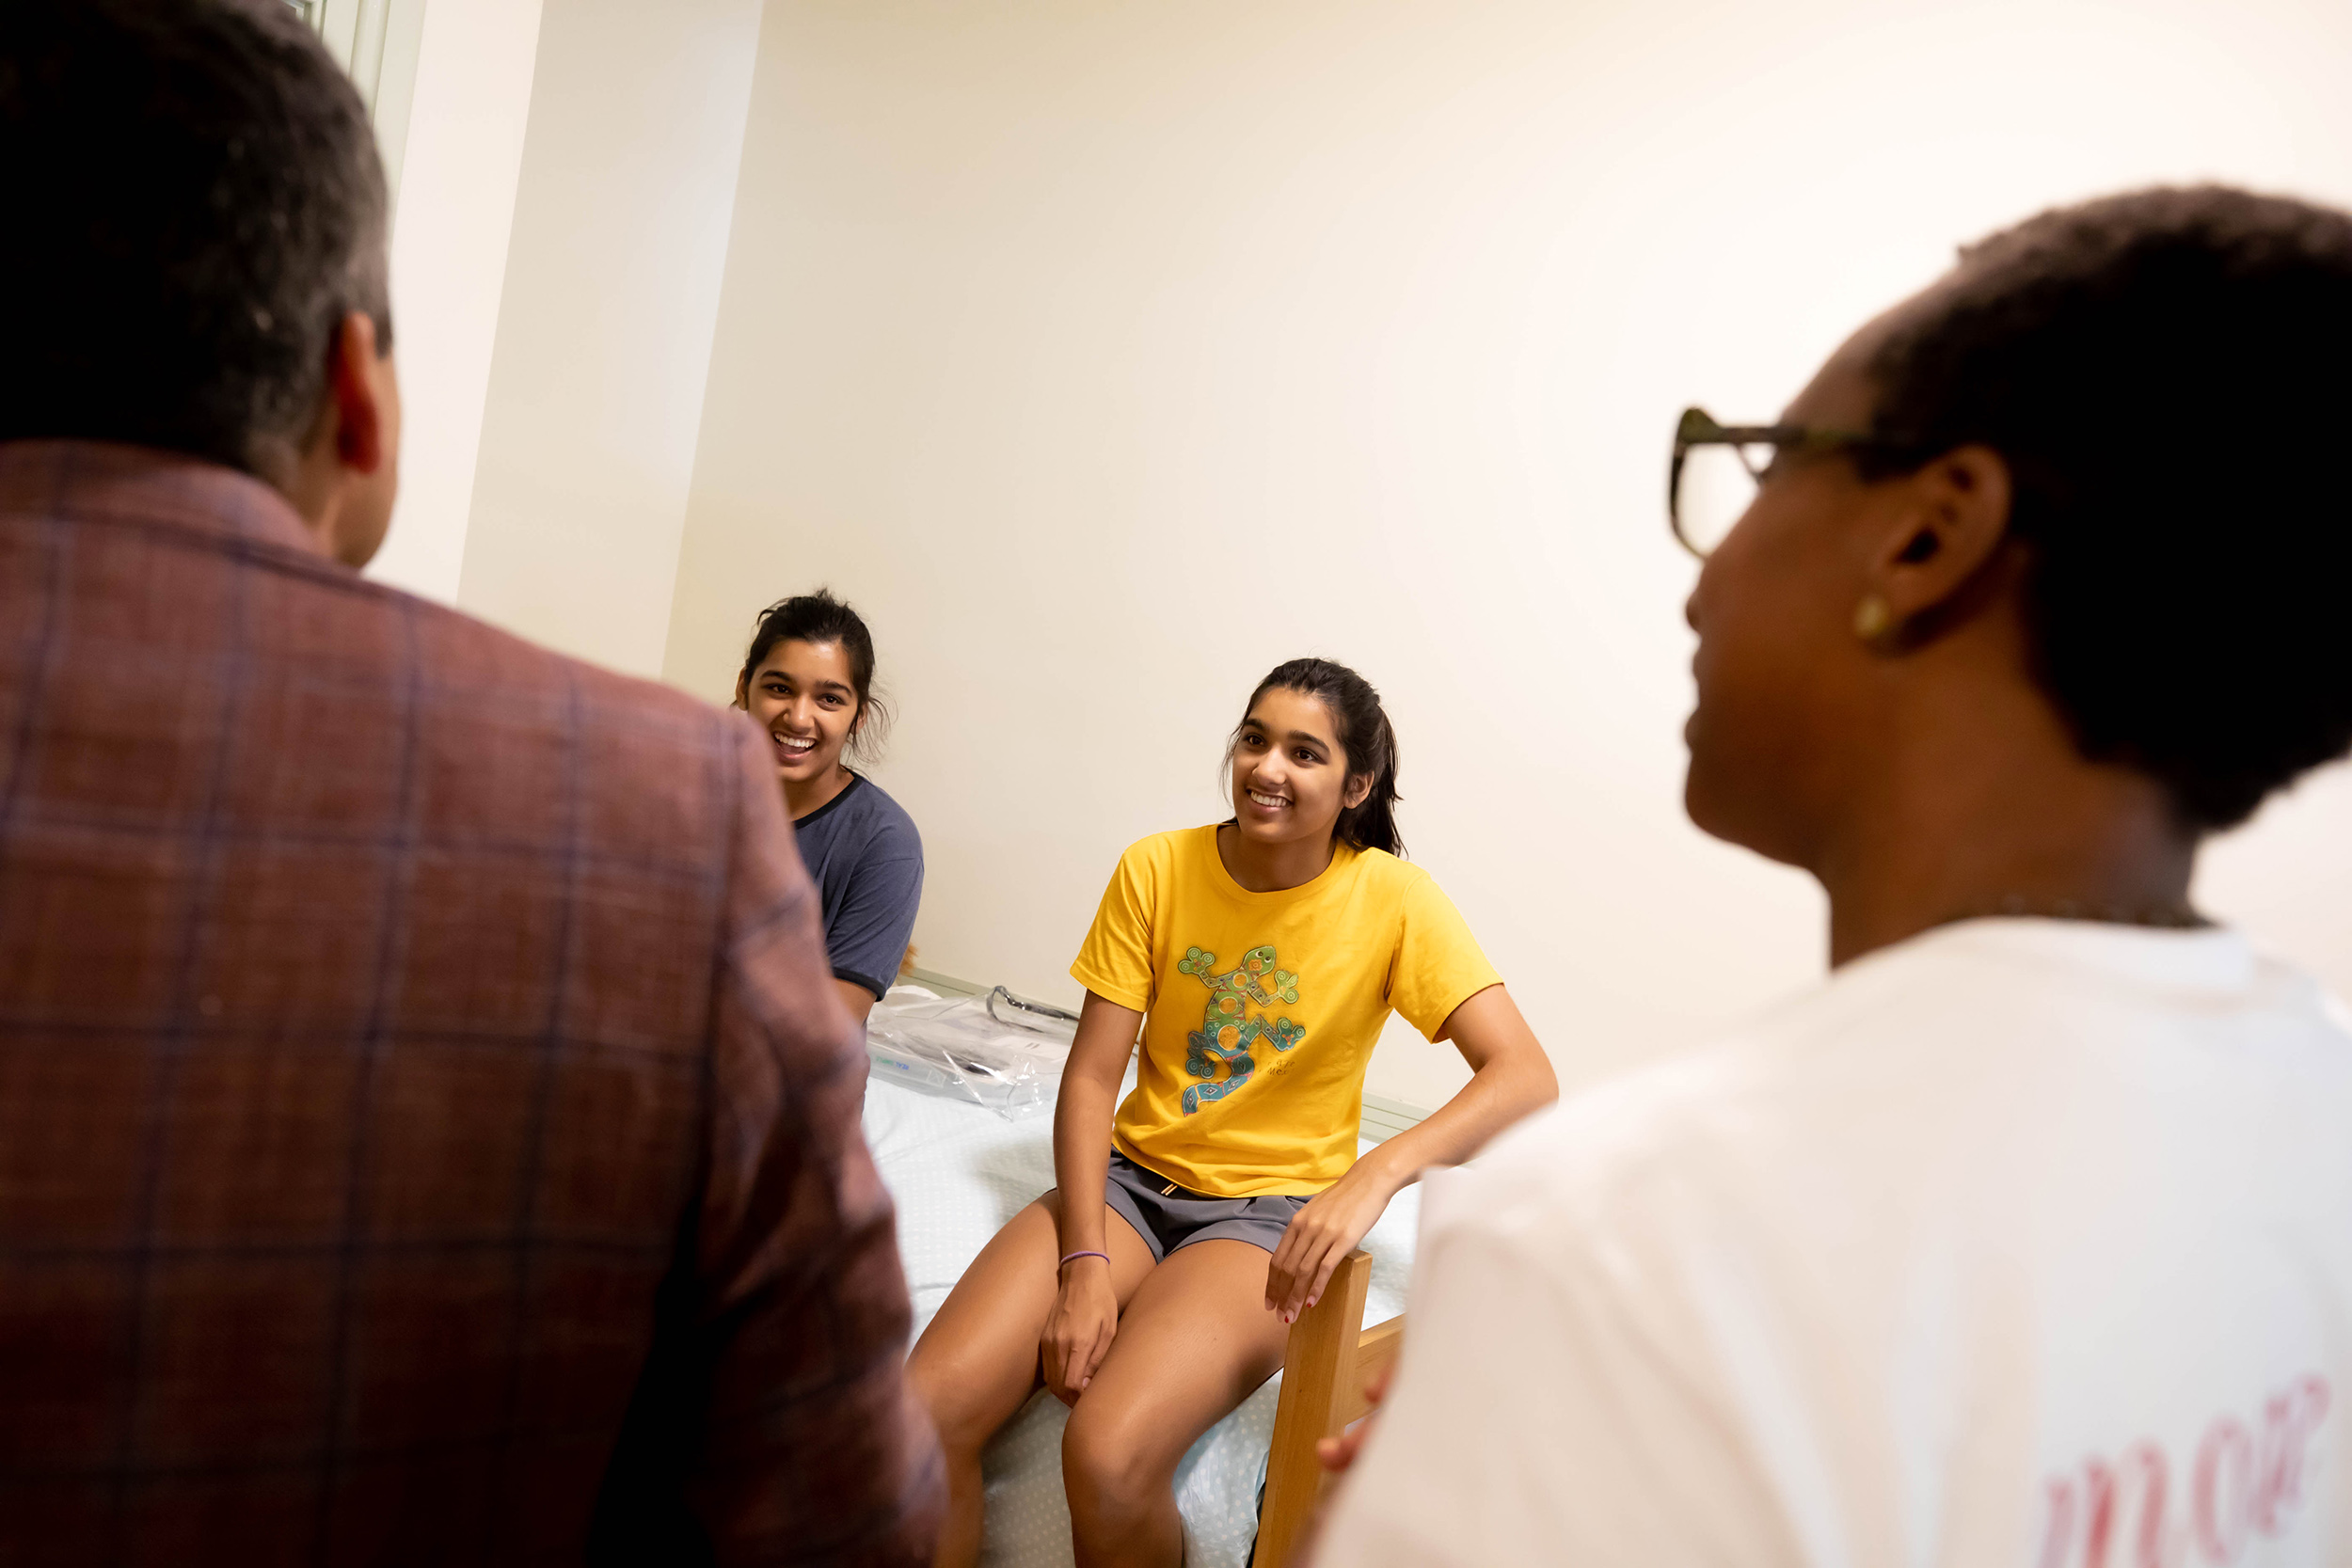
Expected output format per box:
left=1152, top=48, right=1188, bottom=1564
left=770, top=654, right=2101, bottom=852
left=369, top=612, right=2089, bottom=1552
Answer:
left=0, top=2, right=943, bottom=1561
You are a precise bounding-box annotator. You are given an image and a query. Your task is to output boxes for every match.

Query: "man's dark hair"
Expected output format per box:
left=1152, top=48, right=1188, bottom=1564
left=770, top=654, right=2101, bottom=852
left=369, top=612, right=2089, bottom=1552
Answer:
left=0, top=0, right=390, bottom=480
left=1858, top=184, right=2352, bottom=831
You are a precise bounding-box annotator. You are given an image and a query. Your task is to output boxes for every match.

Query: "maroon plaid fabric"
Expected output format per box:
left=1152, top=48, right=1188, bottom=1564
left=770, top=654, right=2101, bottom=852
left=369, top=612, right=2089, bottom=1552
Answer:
left=0, top=441, right=943, bottom=1565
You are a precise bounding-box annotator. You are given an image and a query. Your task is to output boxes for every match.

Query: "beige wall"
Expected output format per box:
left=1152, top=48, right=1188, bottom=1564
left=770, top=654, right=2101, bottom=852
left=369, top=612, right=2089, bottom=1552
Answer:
left=663, top=0, right=2352, bottom=1111
left=457, top=0, right=765, bottom=675
left=365, top=0, right=545, bottom=603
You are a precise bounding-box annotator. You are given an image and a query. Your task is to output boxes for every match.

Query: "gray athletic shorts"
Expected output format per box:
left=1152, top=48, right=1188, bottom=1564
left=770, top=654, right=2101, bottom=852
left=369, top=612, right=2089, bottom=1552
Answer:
left=1102, top=1150, right=1309, bottom=1262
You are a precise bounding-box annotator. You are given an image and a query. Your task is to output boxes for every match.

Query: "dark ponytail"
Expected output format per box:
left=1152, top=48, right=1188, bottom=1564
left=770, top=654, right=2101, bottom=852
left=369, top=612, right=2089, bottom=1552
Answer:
left=1236, top=657, right=1404, bottom=858
left=736, top=588, right=893, bottom=763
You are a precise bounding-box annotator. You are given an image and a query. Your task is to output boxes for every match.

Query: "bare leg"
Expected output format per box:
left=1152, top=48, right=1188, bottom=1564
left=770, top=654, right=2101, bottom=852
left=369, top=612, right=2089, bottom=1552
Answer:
left=1061, top=1239, right=1291, bottom=1568
left=907, top=1193, right=1156, bottom=1568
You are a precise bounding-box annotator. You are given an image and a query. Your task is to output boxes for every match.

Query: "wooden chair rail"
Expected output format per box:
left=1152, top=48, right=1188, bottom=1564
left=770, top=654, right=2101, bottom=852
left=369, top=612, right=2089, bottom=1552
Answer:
left=1250, top=1249, right=1404, bottom=1568
left=1341, top=1315, right=1403, bottom=1430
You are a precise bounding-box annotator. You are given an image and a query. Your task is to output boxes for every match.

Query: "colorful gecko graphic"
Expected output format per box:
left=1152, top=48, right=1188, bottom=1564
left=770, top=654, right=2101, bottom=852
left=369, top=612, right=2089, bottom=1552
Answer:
left=1175, top=943, right=1304, bottom=1114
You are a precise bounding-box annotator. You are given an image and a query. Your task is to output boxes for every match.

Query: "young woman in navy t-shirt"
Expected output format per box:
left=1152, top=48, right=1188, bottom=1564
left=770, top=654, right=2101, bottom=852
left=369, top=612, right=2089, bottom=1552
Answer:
left=734, top=590, right=924, bottom=1025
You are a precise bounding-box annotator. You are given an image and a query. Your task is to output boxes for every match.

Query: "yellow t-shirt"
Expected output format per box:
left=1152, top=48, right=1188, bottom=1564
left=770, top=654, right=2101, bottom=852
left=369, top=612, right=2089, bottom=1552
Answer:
left=1069, top=825, right=1502, bottom=1197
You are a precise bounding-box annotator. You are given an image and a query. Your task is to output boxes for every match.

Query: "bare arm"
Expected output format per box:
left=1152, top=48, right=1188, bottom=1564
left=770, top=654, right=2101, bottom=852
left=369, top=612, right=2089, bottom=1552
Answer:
left=1038, top=990, right=1145, bottom=1403
left=1049, top=990, right=1141, bottom=1258
left=1362, top=983, right=1558, bottom=1185
left=833, top=975, right=879, bottom=1029
left=1265, top=983, right=1556, bottom=1318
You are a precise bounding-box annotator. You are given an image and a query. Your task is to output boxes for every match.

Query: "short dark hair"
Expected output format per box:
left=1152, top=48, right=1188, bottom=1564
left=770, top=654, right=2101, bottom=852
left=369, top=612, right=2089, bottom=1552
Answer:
left=737, top=589, right=894, bottom=762
left=1861, top=185, right=2352, bottom=830
left=0, top=0, right=390, bottom=479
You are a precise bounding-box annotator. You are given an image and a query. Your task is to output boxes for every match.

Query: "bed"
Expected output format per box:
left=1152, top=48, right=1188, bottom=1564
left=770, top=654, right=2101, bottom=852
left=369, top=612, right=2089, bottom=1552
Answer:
left=862, top=1056, right=1416, bottom=1568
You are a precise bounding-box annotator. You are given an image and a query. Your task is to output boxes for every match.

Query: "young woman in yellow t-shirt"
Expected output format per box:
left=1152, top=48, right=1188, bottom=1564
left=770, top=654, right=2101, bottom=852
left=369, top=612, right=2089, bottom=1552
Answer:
left=907, top=657, right=1559, bottom=1568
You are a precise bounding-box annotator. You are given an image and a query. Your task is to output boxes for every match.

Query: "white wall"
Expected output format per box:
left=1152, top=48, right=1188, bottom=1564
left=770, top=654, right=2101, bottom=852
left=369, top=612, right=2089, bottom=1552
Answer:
left=365, top=0, right=546, bottom=604
left=457, top=0, right=765, bottom=676
left=665, top=0, right=2352, bottom=1111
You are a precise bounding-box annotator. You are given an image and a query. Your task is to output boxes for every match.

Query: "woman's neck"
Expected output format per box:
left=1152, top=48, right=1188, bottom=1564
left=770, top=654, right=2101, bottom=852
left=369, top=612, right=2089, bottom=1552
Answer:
left=1814, top=676, right=2200, bottom=967
left=783, top=762, right=855, bottom=822
left=1216, top=822, right=1337, bottom=894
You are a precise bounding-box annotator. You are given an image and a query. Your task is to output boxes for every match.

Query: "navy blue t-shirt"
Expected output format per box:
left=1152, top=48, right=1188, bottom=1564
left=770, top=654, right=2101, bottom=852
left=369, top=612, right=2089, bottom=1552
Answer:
left=791, top=772, right=925, bottom=999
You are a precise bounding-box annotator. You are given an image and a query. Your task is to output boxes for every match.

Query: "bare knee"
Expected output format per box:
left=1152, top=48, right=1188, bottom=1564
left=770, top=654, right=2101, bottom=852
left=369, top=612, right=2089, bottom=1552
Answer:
left=910, top=1340, right=1009, bottom=1462
left=1061, top=1399, right=1171, bottom=1526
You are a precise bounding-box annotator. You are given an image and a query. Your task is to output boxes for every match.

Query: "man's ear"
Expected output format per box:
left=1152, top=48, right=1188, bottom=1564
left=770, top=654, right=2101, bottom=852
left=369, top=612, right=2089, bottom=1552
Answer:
left=1866, top=443, right=2014, bottom=634
left=325, top=311, right=387, bottom=473
left=281, top=310, right=394, bottom=558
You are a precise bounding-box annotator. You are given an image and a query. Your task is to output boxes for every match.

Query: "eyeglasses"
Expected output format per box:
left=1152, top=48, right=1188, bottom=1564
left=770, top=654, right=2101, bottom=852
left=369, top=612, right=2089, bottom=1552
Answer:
left=1667, top=406, right=1912, bottom=559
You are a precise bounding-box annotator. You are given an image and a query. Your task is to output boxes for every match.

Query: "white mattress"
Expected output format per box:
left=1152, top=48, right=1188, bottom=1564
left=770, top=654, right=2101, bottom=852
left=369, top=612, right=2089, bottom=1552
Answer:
left=863, top=1069, right=1420, bottom=1568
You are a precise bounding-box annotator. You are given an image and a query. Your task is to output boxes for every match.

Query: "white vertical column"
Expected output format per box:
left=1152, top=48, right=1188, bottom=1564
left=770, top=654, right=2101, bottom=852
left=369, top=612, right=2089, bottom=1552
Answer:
left=452, top=0, right=766, bottom=677
left=365, top=0, right=546, bottom=606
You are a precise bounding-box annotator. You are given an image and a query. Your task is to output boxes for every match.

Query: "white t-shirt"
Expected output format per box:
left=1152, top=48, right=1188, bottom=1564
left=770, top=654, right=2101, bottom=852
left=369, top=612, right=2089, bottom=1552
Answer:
left=1319, top=919, right=2352, bottom=1568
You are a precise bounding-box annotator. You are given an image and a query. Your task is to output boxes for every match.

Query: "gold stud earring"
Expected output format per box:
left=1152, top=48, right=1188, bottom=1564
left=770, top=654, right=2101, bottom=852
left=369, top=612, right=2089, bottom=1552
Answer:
left=1853, top=594, right=1893, bottom=641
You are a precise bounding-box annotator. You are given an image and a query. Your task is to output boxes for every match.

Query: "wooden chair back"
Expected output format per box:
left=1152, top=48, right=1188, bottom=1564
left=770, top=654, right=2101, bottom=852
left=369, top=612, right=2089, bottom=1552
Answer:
left=1250, top=1248, right=1405, bottom=1568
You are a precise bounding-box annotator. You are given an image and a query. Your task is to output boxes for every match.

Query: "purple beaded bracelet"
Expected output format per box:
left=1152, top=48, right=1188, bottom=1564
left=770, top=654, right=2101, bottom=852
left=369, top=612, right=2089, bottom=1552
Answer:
left=1058, top=1249, right=1110, bottom=1269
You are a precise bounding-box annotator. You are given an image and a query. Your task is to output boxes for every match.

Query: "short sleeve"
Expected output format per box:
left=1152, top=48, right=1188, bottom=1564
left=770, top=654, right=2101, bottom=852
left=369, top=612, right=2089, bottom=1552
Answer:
left=1386, top=870, right=1502, bottom=1039
left=1069, top=838, right=1162, bottom=1013
left=825, top=841, right=924, bottom=1000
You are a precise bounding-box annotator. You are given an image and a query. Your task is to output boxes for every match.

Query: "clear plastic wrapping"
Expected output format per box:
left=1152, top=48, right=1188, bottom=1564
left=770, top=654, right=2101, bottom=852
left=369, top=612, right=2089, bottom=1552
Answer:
left=866, top=985, right=1078, bottom=1118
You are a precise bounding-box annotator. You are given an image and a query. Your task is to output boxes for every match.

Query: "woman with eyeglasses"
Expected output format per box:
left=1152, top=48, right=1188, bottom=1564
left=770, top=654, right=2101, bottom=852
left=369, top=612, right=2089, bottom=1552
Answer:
left=1316, top=186, right=2352, bottom=1565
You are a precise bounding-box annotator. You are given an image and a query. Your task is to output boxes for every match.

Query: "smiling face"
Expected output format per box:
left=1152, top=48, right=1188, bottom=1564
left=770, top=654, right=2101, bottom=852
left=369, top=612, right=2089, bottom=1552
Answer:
left=736, top=638, right=863, bottom=788
left=1230, top=687, right=1372, bottom=852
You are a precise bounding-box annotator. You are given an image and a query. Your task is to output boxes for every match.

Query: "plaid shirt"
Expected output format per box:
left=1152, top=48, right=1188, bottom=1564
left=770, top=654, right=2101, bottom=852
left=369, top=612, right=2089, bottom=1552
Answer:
left=0, top=441, right=942, bottom=1565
